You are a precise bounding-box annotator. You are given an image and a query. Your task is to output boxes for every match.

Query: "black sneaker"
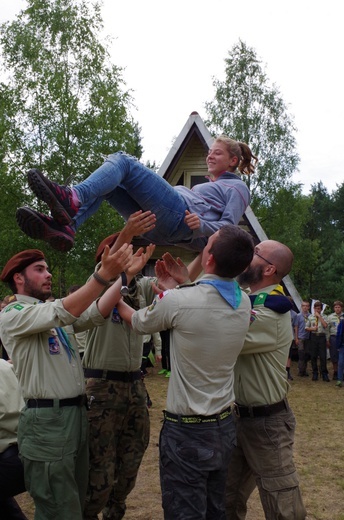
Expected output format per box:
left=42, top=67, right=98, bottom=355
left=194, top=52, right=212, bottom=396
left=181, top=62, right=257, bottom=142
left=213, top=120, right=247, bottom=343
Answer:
left=16, top=207, right=75, bottom=252
left=27, top=169, right=79, bottom=226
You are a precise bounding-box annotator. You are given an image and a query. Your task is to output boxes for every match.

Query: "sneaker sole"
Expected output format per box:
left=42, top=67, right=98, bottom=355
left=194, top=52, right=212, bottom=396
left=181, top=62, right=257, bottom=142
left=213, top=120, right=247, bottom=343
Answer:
left=27, top=169, right=73, bottom=226
left=16, top=207, right=74, bottom=252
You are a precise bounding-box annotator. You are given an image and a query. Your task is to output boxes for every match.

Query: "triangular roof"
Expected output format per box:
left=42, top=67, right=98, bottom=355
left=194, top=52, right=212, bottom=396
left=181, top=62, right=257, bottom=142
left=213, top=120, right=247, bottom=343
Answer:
left=157, top=111, right=302, bottom=309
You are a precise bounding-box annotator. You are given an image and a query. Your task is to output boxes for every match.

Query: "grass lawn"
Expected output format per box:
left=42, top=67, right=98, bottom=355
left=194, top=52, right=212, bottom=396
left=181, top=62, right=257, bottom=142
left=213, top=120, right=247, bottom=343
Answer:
left=17, top=360, right=344, bottom=519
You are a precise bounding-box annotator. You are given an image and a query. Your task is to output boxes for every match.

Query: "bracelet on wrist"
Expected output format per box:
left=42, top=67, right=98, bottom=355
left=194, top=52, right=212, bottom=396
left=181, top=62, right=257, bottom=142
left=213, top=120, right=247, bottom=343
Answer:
left=93, top=271, right=111, bottom=287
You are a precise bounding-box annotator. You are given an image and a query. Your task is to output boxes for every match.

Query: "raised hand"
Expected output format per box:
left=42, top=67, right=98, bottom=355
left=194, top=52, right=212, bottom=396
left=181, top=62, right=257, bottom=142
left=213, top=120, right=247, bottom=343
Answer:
left=154, top=259, right=178, bottom=291
left=126, top=244, right=156, bottom=277
left=161, top=252, right=189, bottom=284
left=99, top=243, right=133, bottom=281
left=126, top=210, right=156, bottom=237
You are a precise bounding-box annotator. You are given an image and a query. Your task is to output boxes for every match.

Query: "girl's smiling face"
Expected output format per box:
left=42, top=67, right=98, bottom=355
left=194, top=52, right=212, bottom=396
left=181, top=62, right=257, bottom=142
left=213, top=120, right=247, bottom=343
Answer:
left=206, top=141, right=238, bottom=179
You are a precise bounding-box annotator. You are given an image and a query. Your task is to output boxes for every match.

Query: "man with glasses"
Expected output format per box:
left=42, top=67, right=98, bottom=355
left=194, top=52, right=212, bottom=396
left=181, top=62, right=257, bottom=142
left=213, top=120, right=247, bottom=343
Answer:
left=225, top=239, right=307, bottom=520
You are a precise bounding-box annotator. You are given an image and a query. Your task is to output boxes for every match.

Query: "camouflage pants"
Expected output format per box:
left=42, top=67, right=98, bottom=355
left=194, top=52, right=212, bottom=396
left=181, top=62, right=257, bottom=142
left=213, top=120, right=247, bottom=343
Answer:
left=83, top=378, right=150, bottom=520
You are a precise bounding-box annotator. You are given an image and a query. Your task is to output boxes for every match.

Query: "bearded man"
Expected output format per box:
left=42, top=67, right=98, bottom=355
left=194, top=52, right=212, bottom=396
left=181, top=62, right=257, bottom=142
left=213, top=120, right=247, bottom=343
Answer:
left=225, top=240, right=307, bottom=520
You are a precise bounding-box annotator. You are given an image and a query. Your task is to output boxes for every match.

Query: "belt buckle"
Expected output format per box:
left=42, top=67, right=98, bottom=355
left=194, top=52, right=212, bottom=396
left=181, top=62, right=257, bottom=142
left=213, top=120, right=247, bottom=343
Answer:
left=87, top=395, right=95, bottom=410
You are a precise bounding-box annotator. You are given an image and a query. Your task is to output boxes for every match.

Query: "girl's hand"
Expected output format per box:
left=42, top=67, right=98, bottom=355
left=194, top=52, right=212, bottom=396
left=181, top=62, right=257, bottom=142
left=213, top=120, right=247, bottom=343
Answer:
left=184, top=210, right=201, bottom=230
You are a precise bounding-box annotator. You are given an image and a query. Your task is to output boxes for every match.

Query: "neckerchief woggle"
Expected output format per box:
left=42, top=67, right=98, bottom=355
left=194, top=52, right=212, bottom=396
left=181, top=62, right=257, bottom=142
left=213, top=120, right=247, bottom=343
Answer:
left=196, top=279, right=242, bottom=309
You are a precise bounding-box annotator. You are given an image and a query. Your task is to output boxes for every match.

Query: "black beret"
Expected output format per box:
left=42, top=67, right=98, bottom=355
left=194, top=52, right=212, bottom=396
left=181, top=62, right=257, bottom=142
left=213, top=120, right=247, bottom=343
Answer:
left=0, top=249, right=45, bottom=283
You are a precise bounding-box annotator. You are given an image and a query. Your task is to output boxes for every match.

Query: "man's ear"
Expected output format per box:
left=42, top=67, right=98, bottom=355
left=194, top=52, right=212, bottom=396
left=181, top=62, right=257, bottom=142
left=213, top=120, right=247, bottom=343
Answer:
left=264, top=264, right=277, bottom=279
left=206, top=253, right=216, bottom=270
left=13, top=272, right=23, bottom=288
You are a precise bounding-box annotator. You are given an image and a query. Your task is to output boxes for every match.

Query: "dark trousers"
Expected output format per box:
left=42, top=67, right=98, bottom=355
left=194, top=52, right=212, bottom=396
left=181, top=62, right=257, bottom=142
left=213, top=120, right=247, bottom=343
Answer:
left=297, top=338, right=310, bottom=375
left=160, top=415, right=236, bottom=519
left=309, top=334, right=327, bottom=375
left=0, top=444, right=28, bottom=520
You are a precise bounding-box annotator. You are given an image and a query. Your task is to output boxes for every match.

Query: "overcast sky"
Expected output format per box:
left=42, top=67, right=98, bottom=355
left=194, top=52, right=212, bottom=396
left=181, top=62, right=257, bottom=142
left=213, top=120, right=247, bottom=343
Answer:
left=2, top=0, right=343, bottom=194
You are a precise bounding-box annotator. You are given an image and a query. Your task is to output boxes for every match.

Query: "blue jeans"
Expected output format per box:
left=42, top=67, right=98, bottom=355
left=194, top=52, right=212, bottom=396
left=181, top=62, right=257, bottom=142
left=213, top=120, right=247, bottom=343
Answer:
left=73, top=152, right=194, bottom=246
left=338, top=348, right=344, bottom=381
left=159, top=415, right=236, bottom=519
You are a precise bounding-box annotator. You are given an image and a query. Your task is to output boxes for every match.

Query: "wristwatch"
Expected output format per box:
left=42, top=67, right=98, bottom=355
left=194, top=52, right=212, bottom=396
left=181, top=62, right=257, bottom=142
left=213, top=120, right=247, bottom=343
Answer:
left=120, top=272, right=129, bottom=296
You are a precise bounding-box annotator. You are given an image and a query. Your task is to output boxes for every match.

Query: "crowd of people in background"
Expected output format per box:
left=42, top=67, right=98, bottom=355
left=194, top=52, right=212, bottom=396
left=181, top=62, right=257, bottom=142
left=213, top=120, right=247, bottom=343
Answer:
left=288, top=299, right=344, bottom=386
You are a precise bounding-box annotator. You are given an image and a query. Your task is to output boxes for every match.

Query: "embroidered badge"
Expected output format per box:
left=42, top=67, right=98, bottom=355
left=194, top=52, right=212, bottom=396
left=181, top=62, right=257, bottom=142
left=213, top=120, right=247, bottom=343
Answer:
left=48, top=336, right=60, bottom=355
left=111, top=307, right=122, bottom=324
left=147, top=299, right=157, bottom=312
left=249, top=310, right=257, bottom=325
left=5, top=303, right=24, bottom=312
left=253, top=293, right=268, bottom=306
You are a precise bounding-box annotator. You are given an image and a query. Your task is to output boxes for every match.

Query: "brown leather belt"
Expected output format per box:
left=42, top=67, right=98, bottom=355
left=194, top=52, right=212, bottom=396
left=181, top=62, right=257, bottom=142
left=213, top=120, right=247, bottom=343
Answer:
left=234, top=399, right=288, bottom=418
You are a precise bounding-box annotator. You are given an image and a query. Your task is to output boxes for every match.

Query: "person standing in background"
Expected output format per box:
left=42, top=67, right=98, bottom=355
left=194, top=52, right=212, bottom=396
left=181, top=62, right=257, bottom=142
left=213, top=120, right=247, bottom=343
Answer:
left=327, top=301, right=343, bottom=380
left=294, top=301, right=311, bottom=377
left=306, top=301, right=329, bottom=382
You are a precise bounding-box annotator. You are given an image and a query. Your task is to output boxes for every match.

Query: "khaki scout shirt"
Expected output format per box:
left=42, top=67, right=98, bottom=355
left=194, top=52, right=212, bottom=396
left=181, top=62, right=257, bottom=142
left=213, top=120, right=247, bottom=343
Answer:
left=131, top=274, right=251, bottom=416
left=234, top=284, right=292, bottom=407
left=306, top=313, right=329, bottom=337
left=0, top=359, right=24, bottom=453
left=83, top=276, right=156, bottom=371
left=0, top=295, right=104, bottom=400
left=327, top=312, right=342, bottom=336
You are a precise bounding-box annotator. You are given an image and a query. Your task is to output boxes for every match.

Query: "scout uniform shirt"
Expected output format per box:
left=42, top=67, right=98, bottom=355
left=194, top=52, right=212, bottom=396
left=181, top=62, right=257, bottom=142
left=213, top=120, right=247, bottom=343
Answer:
left=0, top=359, right=24, bottom=454
left=0, top=295, right=104, bottom=399
left=328, top=312, right=342, bottom=336
left=306, top=313, right=329, bottom=338
left=131, top=274, right=252, bottom=416
left=83, top=276, right=156, bottom=371
left=234, top=284, right=293, bottom=407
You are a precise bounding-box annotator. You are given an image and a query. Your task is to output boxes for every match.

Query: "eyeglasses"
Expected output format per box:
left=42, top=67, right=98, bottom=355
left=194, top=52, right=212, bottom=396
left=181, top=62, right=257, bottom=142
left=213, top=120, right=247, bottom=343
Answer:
left=254, top=249, right=277, bottom=275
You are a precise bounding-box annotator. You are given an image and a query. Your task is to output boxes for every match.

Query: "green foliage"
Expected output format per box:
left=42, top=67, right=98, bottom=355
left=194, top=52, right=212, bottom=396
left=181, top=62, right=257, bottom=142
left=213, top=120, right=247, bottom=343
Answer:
left=205, top=40, right=299, bottom=206
left=0, top=0, right=142, bottom=295
left=203, top=39, right=344, bottom=306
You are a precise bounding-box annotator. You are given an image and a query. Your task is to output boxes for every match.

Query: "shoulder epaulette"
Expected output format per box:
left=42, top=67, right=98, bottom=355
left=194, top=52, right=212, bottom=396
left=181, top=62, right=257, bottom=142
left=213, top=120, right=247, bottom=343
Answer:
left=250, top=293, right=292, bottom=314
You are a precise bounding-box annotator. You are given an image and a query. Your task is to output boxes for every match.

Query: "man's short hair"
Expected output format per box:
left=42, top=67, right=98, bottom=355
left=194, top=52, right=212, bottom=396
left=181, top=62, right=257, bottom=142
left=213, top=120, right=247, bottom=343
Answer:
left=333, top=300, right=343, bottom=308
left=209, top=225, right=254, bottom=278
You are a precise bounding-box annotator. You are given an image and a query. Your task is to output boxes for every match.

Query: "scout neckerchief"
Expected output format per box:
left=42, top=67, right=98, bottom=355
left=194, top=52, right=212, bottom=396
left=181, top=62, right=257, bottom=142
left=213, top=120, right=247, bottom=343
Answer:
left=55, top=326, right=77, bottom=362
left=38, top=300, right=76, bottom=362
left=197, top=279, right=242, bottom=309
